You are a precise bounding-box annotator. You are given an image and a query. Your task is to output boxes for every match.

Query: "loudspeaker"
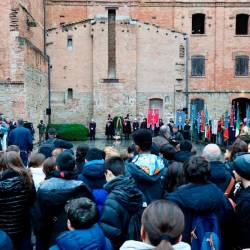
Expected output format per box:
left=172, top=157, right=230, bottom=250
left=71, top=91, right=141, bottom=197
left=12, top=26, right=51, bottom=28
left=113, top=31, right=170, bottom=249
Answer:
left=46, top=108, right=51, bottom=115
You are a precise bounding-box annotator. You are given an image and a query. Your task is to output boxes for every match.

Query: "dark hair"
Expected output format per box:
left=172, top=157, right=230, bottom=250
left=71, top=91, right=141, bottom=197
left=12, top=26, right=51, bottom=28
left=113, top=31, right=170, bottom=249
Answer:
left=127, top=144, right=136, bottom=154
left=28, top=153, right=45, bottom=168
left=160, top=144, right=177, bottom=161
left=43, top=157, right=56, bottom=177
left=180, top=140, right=192, bottom=152
left=166, top=162, right=185, bottom=193
left=65, top=197, right=98, bottom=229
left=133, top=129, right=152, bottom=151
left=85, top=148, right=105, bottom=161
left=48, top=128, right=57, bottom=136
left=104, top=156, right=125, bottom=176
left=76, top=144, right=89, bottom=166
left=142, top=200, right=184, bottom=250
left=6, top=145, right=20, bottom=153
left=0, top=151, right=32, bottom=188
left=184, top=156, right=210, bottom=183
left=56, top=152, right=75, bottom=171
left=230, top=139, right=248, bottom=160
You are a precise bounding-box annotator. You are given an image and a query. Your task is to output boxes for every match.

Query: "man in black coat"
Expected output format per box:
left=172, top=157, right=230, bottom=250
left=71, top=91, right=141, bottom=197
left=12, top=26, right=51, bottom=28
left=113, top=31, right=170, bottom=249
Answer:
left=100, top=157, right=143, bottom=249
left=89, top=119, right=96, bottom=140
left=202, top=144, right=234, bottom=193
left=126, top=129, right=167, bottom=204
left=32, top=151, right=93, bottom=249
left=174, top=140, right=193, bottom=163
left=233, top=153, right=250, bottom=249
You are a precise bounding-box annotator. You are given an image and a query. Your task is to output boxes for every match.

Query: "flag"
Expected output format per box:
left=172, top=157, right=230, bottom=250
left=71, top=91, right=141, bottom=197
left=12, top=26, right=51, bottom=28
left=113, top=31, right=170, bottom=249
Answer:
left=247, top=104, right=250, bottom=128
left=224, top=111, right=229, bottom=141
left=229, top=108, right=234, bottom=128
left=205, top=125, right=211, bottom=139
left=197, top=112, right=201, bottom=134
left=235, top=103, right=240, bottom=137
left=205, top=106, right=209, bottom=125
left=200, top=111, right=205, bottom=133
left=190, top=104, right=196, bottom=129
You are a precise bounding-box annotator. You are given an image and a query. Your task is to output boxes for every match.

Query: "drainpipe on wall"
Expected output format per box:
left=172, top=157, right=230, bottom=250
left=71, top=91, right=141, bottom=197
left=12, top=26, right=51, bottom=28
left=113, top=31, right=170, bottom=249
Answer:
left=184, top=35, right=189, bottom=114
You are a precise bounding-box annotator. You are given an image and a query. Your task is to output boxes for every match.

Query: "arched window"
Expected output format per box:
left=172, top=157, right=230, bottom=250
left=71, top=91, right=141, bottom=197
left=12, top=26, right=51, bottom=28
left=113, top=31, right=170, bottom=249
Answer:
left=192, top=14, right=205, bottom=34
left=236, top=14, right=249, bottom=35
left=67, top=88, right=73, bottom=99
left=191, top=55, right=205, bottom=76
left=191, top=98, right=204, bottom=112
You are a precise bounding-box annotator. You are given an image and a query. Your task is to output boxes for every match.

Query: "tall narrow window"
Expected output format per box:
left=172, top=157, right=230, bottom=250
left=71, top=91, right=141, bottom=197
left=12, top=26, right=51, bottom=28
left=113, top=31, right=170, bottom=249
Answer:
left=67, top=88, right=73, bottom=99
left=108, top=9, right=116, bottom=79
left=67, top=36, right=73, bottom=51
left=192, top=14, right=205, bottom=34
left=235, top=56, right=249, bottom=76
left=236, top=14, right=249, bottom=35
left=191, top=56, right=205, bottom=76
left=191, top=98, right=204, bottom=112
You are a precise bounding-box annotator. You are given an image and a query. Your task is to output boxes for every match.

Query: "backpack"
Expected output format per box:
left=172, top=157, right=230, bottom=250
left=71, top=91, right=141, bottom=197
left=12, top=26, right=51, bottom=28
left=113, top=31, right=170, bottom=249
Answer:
left=38, top=138, right=57, bottom=158
left=190, top=213, right=222, bottom=250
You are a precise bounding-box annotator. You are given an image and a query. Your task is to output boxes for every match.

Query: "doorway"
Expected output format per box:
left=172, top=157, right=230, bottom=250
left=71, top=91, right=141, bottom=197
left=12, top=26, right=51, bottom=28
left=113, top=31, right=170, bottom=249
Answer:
left=232, top=98, right=250, bottom=120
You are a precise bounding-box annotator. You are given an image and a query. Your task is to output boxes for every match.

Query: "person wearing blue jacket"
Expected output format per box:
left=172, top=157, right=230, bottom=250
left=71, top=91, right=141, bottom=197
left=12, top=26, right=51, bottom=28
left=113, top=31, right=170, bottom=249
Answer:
left=50, top=197, right=112, bottom=250
left=78, top=148, right=107, bottom=213
left=8, top=118, right=33, bottom=166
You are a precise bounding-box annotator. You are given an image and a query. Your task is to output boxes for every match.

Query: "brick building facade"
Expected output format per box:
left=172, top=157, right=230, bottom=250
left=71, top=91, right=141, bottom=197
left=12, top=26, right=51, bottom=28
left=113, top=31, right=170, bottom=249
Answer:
left=1, top=0, right=250, bottom=134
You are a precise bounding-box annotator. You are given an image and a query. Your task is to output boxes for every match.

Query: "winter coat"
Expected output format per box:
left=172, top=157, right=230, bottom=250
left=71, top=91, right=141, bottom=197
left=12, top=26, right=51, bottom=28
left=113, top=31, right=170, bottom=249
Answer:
left=126, top=154, right=167, bottom=204
left=7, top=126, right=33, bottom=152
left=174, top=151, right=193, bottom=163
left=0, top=168, right=35, bottom=243
left=100, top=176, right=143, bottom=249
left=78, top=160, right=108, bottom=212
left=166, top=182, right=235, bottom=250
left=235, top=186, right=250, bottom=249
left=105, top=121, right=115, bottom=136
left=120, top=240, right=191, bottom=250
left=209, top=161, right=233, bottom=193
left=132, top=122, right=139, bottom=132
left=49, top=224, right=113, bottom=250
left=152, top=135, right=170, bottom=149
left=171, top=132, right=184, bottom=144
left=0, top=230, right=13, bottom=250
left=32, top=176, right=93, bottom=248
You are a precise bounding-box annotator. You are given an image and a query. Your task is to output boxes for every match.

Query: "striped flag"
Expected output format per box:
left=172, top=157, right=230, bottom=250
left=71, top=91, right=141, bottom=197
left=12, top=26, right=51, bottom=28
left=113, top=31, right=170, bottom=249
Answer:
left=235, top=103, right=240, bottom=137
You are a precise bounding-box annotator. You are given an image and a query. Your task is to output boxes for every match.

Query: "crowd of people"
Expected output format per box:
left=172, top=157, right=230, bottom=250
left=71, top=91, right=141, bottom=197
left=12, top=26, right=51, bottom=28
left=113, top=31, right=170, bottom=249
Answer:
left=0, top=118, right=250, bottom=250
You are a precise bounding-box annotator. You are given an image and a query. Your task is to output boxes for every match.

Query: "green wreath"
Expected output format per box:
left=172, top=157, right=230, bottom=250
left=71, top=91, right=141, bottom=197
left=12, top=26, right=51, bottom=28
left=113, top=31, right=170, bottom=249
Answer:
left=113, top=116, right=124, bottom=130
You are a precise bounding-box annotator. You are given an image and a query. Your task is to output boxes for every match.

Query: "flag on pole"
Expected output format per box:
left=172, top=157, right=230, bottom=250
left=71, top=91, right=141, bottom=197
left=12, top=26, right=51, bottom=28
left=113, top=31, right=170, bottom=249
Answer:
left=197, top=112, right=201, bottom=134
left=200, top=111, right=205, bottom=133
left=235, top=103, right=240, bottom=137
left=224, top=111, right=229, bottom=141
left=190, top=104, right=196, bottom=129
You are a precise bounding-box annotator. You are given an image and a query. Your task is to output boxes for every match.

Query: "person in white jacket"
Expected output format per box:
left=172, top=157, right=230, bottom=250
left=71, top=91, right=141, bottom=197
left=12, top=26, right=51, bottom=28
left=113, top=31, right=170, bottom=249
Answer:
left=120, top=200, right=190, bottom=250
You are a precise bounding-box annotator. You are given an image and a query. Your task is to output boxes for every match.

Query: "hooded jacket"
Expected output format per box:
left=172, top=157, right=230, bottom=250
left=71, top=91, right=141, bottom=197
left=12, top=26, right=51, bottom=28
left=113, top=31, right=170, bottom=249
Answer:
left=120, top=240, right=190, bottom=250
left=32, top=176, right=93, bottom=248
left=235, top=186, right=250, bottom=249
left=126, top=154, right=167, bottom=204
left=100, top=176, right=143, bottom=249
left=49, top=224, right=113, bottom=250
left=78, top=160, right=108, bottom=212
left=166, top=182, right=235, bottom=249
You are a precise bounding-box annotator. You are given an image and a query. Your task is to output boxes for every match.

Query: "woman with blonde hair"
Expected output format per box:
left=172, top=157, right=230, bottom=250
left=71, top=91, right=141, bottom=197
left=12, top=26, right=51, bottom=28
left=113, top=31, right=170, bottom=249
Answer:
left=0, top=151, right=34, bottom=250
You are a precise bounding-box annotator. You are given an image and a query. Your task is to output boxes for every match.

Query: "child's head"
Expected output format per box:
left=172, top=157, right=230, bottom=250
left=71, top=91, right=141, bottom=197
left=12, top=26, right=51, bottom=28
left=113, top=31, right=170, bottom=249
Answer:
left=43, top=157, right=56, bottom=177
left=76, top=144, right=89, bottom=162
left=52, top=148, right=64, bottom=161
left=104, top=156, right=125, bottom=182
left=133, top=129, right=152, bottom=153
left=85, top=148, right=105, bottom=162
left=65, top=197, right=98, bottom=230
left=159, top=144, right=177, bottom=161
left=28, top=153, right=45, bottom=168
left=141, top=200, right=184, bottom=250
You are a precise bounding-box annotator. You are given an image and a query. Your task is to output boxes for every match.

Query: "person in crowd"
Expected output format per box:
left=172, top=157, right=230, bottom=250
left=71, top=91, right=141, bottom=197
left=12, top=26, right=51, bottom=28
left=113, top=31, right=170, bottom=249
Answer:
left=224, top=145, right=232, bottom=161
left=123, top=114, right=132, bottom=140
left=166, top=162, right=185, bottom=193
left=78, top=148, right=107, bottom=213
left=6, top=145, right=20, bottom=154
left=182, top=119, right=191, bottom=140
left=28, top=152, right=46, bottom=190
left=105, top=115, right=115, bottom=140
left=89, top=119, right=96, bottom=140
left=225, top=139, right=248, bottom=170
left=152, top=125, right=171, bottom=149
left=32, top=151, right=93, bottom=249
left=7, top=118, right=33, bottom=166
left=37, top=120, right=46, bottom=145
left=120, top=200, right=190, bottom=250
left=167, top=118, right=175, bottom=134
left=154, top=118, right=164, bottom=137
left=166, top=156, right=235, bottom=249
left=126, top=144, right=136, bottom=161
left=75, top=144, right=89, bottom=172
left=0, top=116, right=8, bottom=151
left=174, top=140, right=193, bottom=163
left=240, top=126, right=250, bottom=144
left=170, top=126, right=184, bottom=146
left=132, top=118, right=139, bottom=132
left=0, top=230, right=13, bottom=250
left=101, top=156, right=143, bottom=249
left=0, top=151, right=35, bottom=250
left=51, top=148, right=64, bottom=161
left=233, top=153, right=250, bottom=249
left=202, top=144, right=234, bottom=193
left=126, top=129, right=167, bottom=204
left=159, top=144, right=177, bottom=164
left=104, top=146, right=120, bottom=159
left=140, top=118, right=147, bottom=129
left=38, top=128, right=73, bottom=158
left=50, top=197, right=112, bottom=250
left=42, top=157, right=56, bottom=179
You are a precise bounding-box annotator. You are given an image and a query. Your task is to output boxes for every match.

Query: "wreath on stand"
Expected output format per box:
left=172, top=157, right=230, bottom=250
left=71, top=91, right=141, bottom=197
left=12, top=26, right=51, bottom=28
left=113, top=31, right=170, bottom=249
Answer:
left=113, top=116, right=124, bottom=138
